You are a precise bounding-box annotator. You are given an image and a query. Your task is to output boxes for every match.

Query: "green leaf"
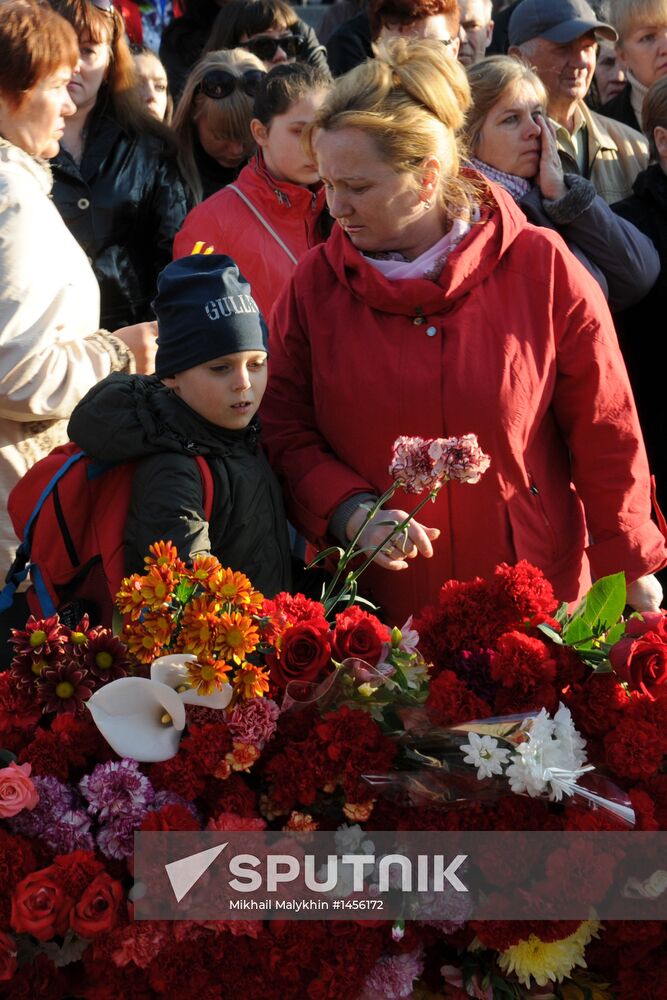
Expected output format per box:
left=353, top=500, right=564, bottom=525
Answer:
left=537, top=623, right=563, bottom=644
left=0, top=748, right=17, bottom=767
left=306, top=545, right=344, bottom=568
left=563, top=616, right=594, bottom=647
left=554, top=601, right=570, bottom=625
left=605, top=621, right=627, bottom=646
left=580, top=572, right=627, bottom=631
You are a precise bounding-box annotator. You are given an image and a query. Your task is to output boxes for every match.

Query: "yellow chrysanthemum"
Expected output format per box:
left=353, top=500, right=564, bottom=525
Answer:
left=215, top=612, right=259, bottom=664
left=232, top=663, right=270, bottom=701
left=186, top=658, right=230, bottom=697
left=116, top=575, right=146, bottom=620
left=178, top=595, right=222, bottom=658
left=145, top=540, right=186, bottom=573
left=139, top=565, right=175, bottom=610
left=124, top=612, right=174, bottom=664
left=498, top=920, right=600, bottom=988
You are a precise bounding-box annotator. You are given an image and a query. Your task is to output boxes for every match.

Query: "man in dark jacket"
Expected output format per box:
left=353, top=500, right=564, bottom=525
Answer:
left=68, top=255, right=292, bottom=597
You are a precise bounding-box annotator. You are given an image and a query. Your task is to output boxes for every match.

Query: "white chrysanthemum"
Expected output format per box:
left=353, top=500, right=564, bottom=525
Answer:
left=507, top=705, right=591, bottom=801
left=461, top=732, right=511, bottom=780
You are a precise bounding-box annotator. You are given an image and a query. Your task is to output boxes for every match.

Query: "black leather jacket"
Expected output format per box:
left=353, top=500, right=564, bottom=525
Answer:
left=51, top=109, right=188, bottom=330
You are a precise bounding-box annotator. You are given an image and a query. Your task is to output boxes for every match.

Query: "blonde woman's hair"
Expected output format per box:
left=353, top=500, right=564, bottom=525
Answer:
left=304, top=38, right=478, bottom=222
left=463, top=55, right=547, bottom=154
left=609, top=0, right=667, bottom=43
left=173, top=49, right=265, bottom=203
left=643, top=73, right=667, bottom=158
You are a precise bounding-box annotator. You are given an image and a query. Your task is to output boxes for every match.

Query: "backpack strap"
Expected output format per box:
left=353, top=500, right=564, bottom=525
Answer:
left=227, top=184, right=299, bottom=265
left=196, top=456, right=215, bottom=521
left=0, top=451, right=87, bottom=614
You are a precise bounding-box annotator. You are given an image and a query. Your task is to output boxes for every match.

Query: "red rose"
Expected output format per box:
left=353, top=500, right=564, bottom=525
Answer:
left=610, top=630, right=667, bottom=696
left=70, top=873, right=123, bottom=937
left=267, top=619, right=332, bottom=690
left=625, top=612, right=667, bottom=638
left=332, top=607, right=390, bottom=667
left=0, top=931, right=17, bottom=982
left=11, top=866, right=72, bottom=941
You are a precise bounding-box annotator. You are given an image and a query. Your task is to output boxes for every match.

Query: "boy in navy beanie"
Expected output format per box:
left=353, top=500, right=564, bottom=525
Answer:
left=69, top=255, right=292, bottom=596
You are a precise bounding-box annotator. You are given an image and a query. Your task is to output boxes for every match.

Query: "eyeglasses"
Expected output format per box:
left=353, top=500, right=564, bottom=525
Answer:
left=239, top=33, right=304, bottom=62
left=196, top=68, right=266, bottom=100
left=441, top=37, right=454, bottom=46
left=90, top=0, right=114, bottom=12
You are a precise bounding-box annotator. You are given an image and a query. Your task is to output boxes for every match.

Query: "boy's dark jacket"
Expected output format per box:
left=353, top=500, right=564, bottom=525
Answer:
left=68, top=373, right=292, bottom=597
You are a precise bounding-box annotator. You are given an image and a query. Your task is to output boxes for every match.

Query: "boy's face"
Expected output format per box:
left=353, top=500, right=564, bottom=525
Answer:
left=163, top=350, right=268, bottom=430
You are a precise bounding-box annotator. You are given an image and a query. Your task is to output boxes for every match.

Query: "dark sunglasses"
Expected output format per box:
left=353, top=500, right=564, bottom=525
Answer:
left=196, top=68, right=266, bottom=100
left=240, top=33, right=304, bottom=61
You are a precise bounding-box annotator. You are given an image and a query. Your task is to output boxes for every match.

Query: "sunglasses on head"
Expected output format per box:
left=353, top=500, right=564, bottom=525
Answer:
left=240, top=33, right=304, bottom=61
left=196, top=68, right=266, bottom=100
left=90, top=0, right=114, bottom=12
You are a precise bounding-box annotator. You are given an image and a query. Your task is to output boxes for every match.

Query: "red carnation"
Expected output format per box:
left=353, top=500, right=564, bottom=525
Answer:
left=141, top=805, right=200, bottom=831
left=605, top=718, right=665, bottom=781
left=70, top=872, right=124, bottom=937
left=0, top=930, right=17, bottom=982
left=53, top=850, right=104, bottom=898
left=18, top=729, right=70, bottom=781
left=426, top=669, right=491, bottom=727
left=332, top=606, right=390, bottom=667
left=564, top=673, right=631, bottom=737
left=615, top=947, right=667, bottom=999
left=266, top=618, right=332, bottom=691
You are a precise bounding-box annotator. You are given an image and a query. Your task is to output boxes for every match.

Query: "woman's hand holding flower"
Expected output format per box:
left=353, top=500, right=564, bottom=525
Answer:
left=345, top=505, right=440, bottom=571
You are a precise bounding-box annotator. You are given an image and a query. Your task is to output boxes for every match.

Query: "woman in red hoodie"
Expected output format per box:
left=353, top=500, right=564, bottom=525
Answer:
left=260, top=38, right=666, bottom=625
left=173, top=62, right=331, bottom=319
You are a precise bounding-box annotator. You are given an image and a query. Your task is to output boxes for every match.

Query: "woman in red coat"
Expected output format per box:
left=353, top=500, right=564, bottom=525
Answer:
left=260, top=39, right=666, bottom=625
left=174, top=62, right=331, bottom=318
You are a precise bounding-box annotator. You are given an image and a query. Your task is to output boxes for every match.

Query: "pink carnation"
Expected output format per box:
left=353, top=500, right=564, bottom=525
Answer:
left=206, top=811, right=267, bottom=832
left=0, top=761, right=39, bottom=819
left=361, top=947, right=424, bottom=1000
left=389, top=435, right=490, bottom=493
left=225, top=696, right=280, bottom=749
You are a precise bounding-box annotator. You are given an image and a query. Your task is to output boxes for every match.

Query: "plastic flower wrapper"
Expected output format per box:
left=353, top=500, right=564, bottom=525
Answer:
left=361, top=706, right=636, bottom=827
left=281, top=621, right=432, bottom=727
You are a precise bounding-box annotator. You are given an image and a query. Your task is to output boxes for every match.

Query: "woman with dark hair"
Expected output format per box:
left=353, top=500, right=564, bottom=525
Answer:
left=162, top=0, right=328, bottom=101
left=131, top=43, right=173, bottom=123
left=206, top=0, right=330, bottom=73
left=172, top=49, right=266, bottom=203
left=0, top=0, right=156, bottom=576
left=48, top=0, right=188, bottom=330
left=174, top=62, right=331, bottom=316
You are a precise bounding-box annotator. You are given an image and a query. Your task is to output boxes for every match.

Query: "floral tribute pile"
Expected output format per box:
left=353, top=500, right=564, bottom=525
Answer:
left=1, top=547, right=666, bottom=999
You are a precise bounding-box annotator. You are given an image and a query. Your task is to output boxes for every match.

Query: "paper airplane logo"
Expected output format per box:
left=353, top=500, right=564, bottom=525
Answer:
left=165, top=843, right=227, bottom=902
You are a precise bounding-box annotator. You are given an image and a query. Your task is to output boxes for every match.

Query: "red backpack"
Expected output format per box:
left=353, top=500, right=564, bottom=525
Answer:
left=0, top=444, right=214, bottom=628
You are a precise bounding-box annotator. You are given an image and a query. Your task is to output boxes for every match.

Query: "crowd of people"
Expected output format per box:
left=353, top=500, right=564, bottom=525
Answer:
left=1, top=0, right=666, bottom=631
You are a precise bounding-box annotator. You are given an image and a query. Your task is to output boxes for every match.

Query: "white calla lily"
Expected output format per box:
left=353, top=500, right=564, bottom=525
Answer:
left=151, top=653, right=233, bottom=709
left=86, top=676, right=187, bottom=762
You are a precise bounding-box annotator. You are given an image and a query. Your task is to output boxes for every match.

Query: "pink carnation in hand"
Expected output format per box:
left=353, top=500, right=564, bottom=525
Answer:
left=0, top=761, right=39, bottom=819
left=389, top=434, right=490, bottom=493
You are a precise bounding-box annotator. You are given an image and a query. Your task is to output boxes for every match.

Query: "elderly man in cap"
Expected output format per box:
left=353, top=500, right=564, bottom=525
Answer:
left=509, top=0, right=649, bottom=202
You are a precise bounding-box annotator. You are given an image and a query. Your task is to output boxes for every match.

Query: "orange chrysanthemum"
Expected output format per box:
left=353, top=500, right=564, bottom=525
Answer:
left=231, top=663, right=270, bottom=701
left=215, top=612, right=259, bottom=664
left=116, top=575, right=146, bottom=620
left=189, top=554, right=223, bottom=591
left=178, top=595, right=222, bottom=658
left=140, top=565, right=175, bottom=610
left=124, top=612, right=174, bottom=663
left=145, top=540, right=186, bottom=574
left=186, top=658, right=230, bottom=697
left=210, top=568, right=261, bottom=608
left=225, top=740, right=261, bottom=772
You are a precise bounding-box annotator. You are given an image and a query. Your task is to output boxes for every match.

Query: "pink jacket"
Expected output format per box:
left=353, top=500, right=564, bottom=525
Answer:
left=261, top=180, right=666, bottom=624
left=173, top=153, right=327, bottom=320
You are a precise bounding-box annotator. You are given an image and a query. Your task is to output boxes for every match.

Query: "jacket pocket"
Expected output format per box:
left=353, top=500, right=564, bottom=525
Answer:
left=527, top=473, right=560, bottom=558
